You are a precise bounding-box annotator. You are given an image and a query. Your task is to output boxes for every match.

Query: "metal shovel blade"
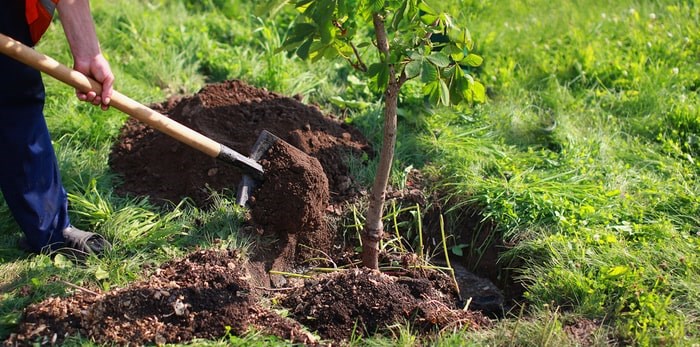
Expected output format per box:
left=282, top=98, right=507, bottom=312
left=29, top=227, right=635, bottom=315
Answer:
left=236, top=130, right=280, bottom=206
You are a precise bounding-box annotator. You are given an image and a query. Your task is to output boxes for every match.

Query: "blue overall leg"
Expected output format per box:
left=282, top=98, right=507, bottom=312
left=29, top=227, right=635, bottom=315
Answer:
left=1, top=1, right=71, bottom=252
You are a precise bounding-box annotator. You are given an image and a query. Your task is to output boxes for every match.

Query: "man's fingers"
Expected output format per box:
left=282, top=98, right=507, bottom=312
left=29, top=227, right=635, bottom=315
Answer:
left=102, top=74, right=114, bottom=106
left=86, top=90, right=97, bottom=103
left=73, top=55, right=114, bottom=111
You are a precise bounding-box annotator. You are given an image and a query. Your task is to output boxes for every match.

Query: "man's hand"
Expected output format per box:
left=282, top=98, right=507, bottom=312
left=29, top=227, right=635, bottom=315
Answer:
left=73, top=53, right=113, bottom=110
left=57, top=0, right=113, bottom=110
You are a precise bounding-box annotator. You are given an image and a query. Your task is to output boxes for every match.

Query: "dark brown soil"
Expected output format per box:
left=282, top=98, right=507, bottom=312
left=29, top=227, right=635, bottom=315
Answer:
left=6, top=251, right=489, bottom=346
left=281, top=268, right=490, bottom=341
left=250, top=140, right=331, bottom=264
left=109, top=80, right=369, bottom=207
left=5, top=250, right=315, bottom=346
left=7, top=80, right=504, bottom=345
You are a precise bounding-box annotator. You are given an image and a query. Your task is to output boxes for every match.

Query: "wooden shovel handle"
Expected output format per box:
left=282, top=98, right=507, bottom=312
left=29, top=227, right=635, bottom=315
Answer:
left=0, top=32, right=221, bottom=158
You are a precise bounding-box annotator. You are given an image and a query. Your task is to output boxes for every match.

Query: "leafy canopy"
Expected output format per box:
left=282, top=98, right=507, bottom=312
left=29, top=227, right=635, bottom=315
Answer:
left=268, top=0, right=485, bottom=106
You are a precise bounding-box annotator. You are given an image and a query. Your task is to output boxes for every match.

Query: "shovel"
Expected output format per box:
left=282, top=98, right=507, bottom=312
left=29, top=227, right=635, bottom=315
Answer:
left=0, top=32, right=275, bottom=205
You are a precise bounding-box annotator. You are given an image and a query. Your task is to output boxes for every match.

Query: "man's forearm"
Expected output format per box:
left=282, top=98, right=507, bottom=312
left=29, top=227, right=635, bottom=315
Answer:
left=56, top=0, right=114, bottom=108
left=56, top=0, right=101, bottom=61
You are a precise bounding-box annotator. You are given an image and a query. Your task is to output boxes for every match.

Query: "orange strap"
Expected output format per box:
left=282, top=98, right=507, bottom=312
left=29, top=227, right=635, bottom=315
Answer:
left=26, top=0, right=60, bottom=45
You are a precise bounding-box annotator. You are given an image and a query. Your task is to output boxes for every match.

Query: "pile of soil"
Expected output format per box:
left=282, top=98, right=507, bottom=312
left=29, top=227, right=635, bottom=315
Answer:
left=7, top=80, right=506, bottom=345
left=109, top=79, right=369, bottom=208
left=7, top=251, right=489, bottom=345
left=6, top=250, right=315, bottom=345
left=282, top=268, right=490, bottom=340
left=250, top=140, right=331, bottom=264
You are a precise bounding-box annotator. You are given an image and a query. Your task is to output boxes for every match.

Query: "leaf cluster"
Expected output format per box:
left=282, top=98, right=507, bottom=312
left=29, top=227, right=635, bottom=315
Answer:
left=277, top=0, right=486, bottom=106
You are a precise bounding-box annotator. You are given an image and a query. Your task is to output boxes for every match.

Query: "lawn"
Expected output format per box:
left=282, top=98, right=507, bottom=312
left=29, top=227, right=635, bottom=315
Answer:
left=1, top=0, right=699, bottom=345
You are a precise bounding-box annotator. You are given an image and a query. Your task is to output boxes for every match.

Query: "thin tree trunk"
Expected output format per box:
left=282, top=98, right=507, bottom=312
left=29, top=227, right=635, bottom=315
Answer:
left=362, top=13, right=400, bottom=269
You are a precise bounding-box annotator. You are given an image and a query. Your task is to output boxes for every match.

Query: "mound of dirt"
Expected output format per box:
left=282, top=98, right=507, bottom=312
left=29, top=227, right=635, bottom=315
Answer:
left=281, top=268, right=490, bottom=340
left=251, top=140, right=331, bottom=264
left=6, top=250, right=315, bottom=346
left=109, top=79, right=370, bottom=208
left=5, top=80, right=508, bottom=345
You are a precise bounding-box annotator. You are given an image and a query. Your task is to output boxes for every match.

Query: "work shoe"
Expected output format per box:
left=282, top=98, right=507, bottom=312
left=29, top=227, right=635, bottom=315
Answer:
left=17, top=226, right=111, bottom=259
left=60, top=225, right=111, bottom=257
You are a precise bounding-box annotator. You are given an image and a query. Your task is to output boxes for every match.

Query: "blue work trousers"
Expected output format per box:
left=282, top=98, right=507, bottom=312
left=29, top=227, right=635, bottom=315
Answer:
left=1, top=1, right=70, bottom=252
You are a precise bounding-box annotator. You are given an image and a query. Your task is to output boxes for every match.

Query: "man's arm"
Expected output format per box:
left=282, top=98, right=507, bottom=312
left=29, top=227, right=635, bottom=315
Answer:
left=56, top=0, right=113, bottom=110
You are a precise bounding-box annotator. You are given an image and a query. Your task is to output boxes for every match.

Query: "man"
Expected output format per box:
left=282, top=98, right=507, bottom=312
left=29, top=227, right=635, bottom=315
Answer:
left=0, top=0, right=113, bottom=256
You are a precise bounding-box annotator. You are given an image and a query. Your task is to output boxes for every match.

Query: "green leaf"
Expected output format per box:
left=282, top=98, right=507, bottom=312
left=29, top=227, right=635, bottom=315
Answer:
left=292, top=23, right=317, bottom=39
left=95, top=267, right=110, bottom=280
left=442, top=44, right=463, bottom=62
left=280, top=22, right=317, bottom=54
left=310, top=0, right=335, bottom=23
left=368, top=62, right=383, bottom=77
left=420, top=13, right=438, bottom=25
left=296, top=38, right=313, bottom=59
left=448, top=27, right=473, bottom=50
left=463, top=53, right=483, bottom=67
left=295, top=0, right=314, bottom=13
left=423, top=80, right=440, bottom=105
left=469, top=80, right=486, bottom=103
left=438, top=13, right=453, bottom=29
left=370, top=0, right=386, bottom=12
left=450, top=244, right=465, bottom=256
left=334, top=40, right=354, bottom=57
left=368, top=62, right=390, bottom=90
left=439, top=78, right=450, bottom=105
left=405, top=59, right=422, bottom=78
left=337, top=0, right=349, bottom=14
left=606, top=265, right=629, bottom=277
left=322, top=44, right=340, bottom=59
left=319, top=20, right=334, bottom=44
left=391, top=0, right=408, bottom=29
left=254, top=0, right=291, bottom=17
left=427, top=51, right=450, bottom=68
left=376, top=63, right=390, bottom=89
left=449, top=65, right=468, bottom=103
left=417, top=1, right=436, bottom=14
left=421, top=60, right=437, bottom=83
left=295, top=0, right=314, bottom=6
left=53, top=254, right=73, bottom=269
left=409, top=50, right=424, bottom=60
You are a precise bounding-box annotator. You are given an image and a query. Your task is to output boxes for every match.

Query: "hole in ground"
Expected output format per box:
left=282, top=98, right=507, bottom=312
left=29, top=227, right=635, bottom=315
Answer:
left=421, top=204, right=526, bottom=316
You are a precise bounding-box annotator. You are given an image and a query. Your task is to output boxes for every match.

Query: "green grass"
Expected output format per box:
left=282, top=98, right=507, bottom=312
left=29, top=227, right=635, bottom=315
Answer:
left=1, top=0, right=700, bottom=345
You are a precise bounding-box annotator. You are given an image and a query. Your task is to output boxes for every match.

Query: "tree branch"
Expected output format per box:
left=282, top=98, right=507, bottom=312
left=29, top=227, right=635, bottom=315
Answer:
left=349, top=42, right=367, bottom=72
left=333, top=20, right=367, bottom=72
left=372, top=13, right=390, bottom=57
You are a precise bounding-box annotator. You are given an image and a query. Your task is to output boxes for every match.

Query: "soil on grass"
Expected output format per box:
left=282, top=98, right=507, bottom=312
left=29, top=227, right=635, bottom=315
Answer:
left=109, top=79, right=369, bottom=208
left=6, top=251, right=489, bottom=346
left=7, top=80, right=513, bottom=345
left=281, top=267, right=491, bottom=340
left=5, top=250, right=315, bottom=346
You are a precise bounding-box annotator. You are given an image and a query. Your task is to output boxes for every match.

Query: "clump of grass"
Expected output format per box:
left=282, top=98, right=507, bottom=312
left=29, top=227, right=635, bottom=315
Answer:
left=420, top=0, right=700, bottom=344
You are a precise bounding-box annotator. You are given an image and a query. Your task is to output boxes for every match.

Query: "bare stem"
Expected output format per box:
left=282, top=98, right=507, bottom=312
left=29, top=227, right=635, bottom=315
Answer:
left=362, top=12, right=402, bottom=269
left=333, top=20, right=367, bottom=72
left=60, top=280, right=100, bottom=296
left=349, top=42, right=368, bottom=72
